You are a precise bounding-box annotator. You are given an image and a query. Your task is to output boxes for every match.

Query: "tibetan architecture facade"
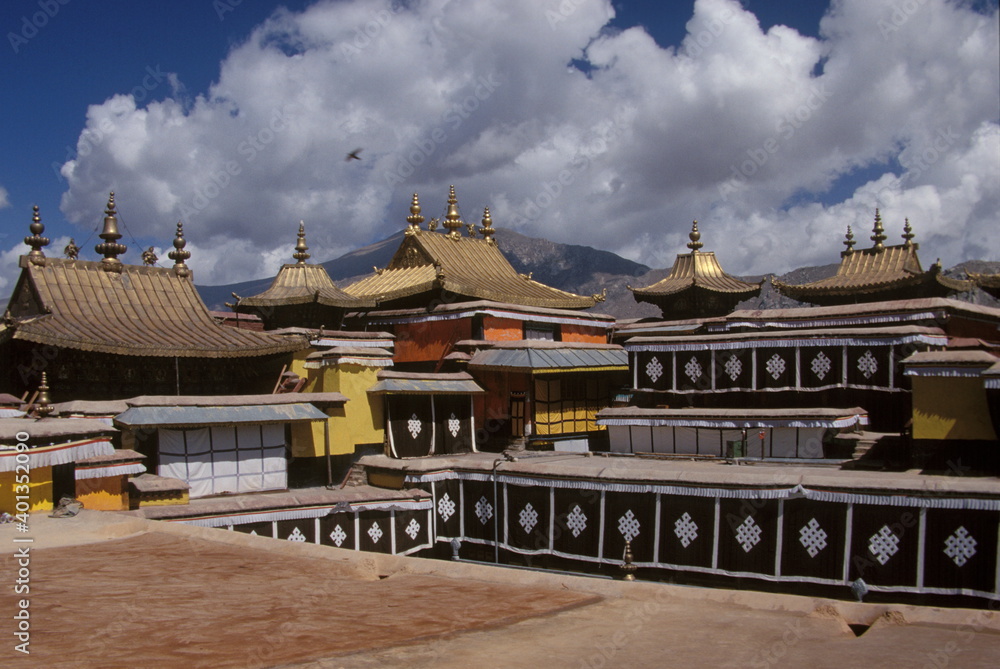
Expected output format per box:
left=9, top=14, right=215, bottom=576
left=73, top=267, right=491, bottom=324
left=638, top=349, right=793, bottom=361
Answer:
left=231, top=222, right=373, bottom=330
left=773, top=211, right=974, bottom=306
left=629, top=221, right=763, bottom=319
left=0, top=197, right=307, bottom=400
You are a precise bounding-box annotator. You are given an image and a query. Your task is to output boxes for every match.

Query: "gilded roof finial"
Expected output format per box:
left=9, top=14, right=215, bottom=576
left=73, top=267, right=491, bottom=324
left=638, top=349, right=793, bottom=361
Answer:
left=405, top=193, right=424, bottom=236
left=293, top=221, right=310, bottom=263
left=842, top=225, right=856, bottom=255
left=870, top=208, right=886, bottom=252
left=24, top=204, right=50, bottom=264
left=142, top=246, right=158, bottom=266
left=443, top=185, right=464, bottom=239
left=901, top=217, right=915, bottom=247
left=64, top=238, right=79, bottom=260
left=35, top=372, right=53, bottom=419
left=687, top=221, right=703, bottom=252
left=479, top=207, right=496, bottom=244
left=168, top=221, right=192, bottom=277
left=95, top=192, right=127, bottom=272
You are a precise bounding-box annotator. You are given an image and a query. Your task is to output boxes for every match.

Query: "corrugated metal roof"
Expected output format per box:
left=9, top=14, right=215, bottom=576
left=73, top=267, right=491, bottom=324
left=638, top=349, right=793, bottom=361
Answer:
left=631, top=251, right=763, bottom=297
left=368, top=371, right=484, bottom=394
left=469, top=344, right=628, bottom=371
left=9, top=257, right=307, bottom=358
left=125, top=393, right=348, bottom=407
left=114, top=403, right=329, bottom=427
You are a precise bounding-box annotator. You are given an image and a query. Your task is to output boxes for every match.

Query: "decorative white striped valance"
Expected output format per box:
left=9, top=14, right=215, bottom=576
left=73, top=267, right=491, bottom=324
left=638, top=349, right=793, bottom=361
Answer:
left=0, top=438, right=115, bottom=472
left=597, top=415, right=867, bottom=429
left=627, top=333, right=947, bottom=353
left=75, top=462, right=147, bottom=480
left=175, top=498, right=432, bottom=528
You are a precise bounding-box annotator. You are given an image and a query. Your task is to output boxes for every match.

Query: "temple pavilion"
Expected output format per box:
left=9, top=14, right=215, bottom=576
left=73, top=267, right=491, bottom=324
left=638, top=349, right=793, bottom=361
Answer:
left=231, top=222, right=374, bottom=330
left=629, top=221, right=763, bottom=319
left=0, top=195, right=307, bottom=400
left=773, top=210, right=974, bottom=306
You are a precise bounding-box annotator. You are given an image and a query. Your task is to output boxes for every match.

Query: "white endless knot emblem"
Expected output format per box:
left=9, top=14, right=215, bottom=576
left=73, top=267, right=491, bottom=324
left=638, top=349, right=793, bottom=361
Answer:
left=407, top=413, right=422, bottom=439
left=944, top=526, right=977, bottom=567
left=437, top=493, right=456, bottom=522
left=858, top=350, right=878, bottom=379
left=405, top=518, right=421, bottom=540
left=868, top=525, right=900, bottom=565
left=448, top=413, right=461, bottom=438
left=685, top=356, right=703, bottom=384
left=566, top=505, right=588, bottom=538
left=811, top=351, right=832, bottom=380
left=736, top=516, right=763, bottom=553
left=287, top=526, right=307, bottom=542
left=519, top=503, right=539, bottom=534
left=368, top=521, right=383, bottom=544
left=646, top=356, right=663, bottom=383
left=618, top=510, right=641, bottom=543
left=798, top=518, right=828, bottom=558
left=475, top=496, right=494, bottom=525
left=674, top=512, right=698, bottom=548
left=724, top=354, right=742, bottom=381
left=329, top=525, right=347, bottom=547
left=766, top=354, right=786, bottom=380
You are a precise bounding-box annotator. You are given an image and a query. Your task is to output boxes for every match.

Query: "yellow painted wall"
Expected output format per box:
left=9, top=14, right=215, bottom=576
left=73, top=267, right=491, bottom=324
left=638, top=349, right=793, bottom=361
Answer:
left=911, top=377, right=998, bottom=441
left=287, top=349, right=312, bottom=384
left=293, top=362, right=385, bottom=457
left=76, top=476, right=129, bottom=511
left=0, top=466, right=54, bottom=513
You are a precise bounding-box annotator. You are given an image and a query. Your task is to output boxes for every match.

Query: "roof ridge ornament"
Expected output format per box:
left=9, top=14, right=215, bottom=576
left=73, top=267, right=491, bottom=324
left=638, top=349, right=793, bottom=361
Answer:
left=479, top=207, right=496, bottom=244
left=870, top=208, right=886, bottom=252
left=293, top=221, right=310, bottom=263
left=168, top=221, right=192, bottom=277
left=64, top=238, right=79, bottom=260
left=842, top=225, right=856, bottom=256
left=687, top=220, right=703, bottom=252
left=24, top=204, right=50, bottom=265
left=95, top=192, right=127, bottom=272
left=443, top=185, right=464, bottom=239
left=405, top=193, right=424, bottom=236
left=901, top=217, right=915, bottom=247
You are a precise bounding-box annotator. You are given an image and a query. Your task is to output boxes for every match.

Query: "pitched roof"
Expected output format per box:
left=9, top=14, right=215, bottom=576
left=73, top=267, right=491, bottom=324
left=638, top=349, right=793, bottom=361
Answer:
left=468, top=341, right=628, bottom=373
left=343, top=189, right=601, bottom=310
left=772, top=212, right=973, bottom=301
left=630, top=222, right=762, bottom=299
left=6, top=256, right=305, bottom=358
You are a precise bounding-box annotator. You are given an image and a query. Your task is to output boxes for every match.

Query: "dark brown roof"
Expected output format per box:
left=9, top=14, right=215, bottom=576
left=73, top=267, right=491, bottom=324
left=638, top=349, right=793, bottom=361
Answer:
left=344, top=198, right=601, bottom=310
left=237, top=263, right=373, bottom=309
left=125, top=392, right=348, bottom=407
left=6, top=256, right=307, bottom=358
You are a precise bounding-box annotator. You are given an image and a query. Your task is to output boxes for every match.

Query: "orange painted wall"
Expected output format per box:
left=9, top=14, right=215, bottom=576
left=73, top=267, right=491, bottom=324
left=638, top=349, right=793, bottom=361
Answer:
left=394, top=318, right=472, bottom=363
left=484, top=316, right=523, bottom=342
left=562, top=323, right=608, bottom=343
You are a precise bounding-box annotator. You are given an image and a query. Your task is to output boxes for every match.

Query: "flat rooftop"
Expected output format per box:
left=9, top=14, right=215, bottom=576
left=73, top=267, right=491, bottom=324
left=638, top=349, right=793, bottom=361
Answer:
left=2, top=510, right=998, bottom=668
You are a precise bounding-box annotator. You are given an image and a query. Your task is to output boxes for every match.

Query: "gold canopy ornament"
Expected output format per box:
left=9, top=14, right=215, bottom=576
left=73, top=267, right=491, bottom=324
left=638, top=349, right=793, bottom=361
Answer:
left=902, top=218, right=915, bottom=248
left=687, top=220, right=703, bottom=252
left=842, top=225, right=856, bottom=256
left=64, top=238, right=79, bottom=260
left=95, top=192, right=127, bottom=272
left=443, top=185, right=464, bottom=240
left=293, top=221, right=310, bottom=264
left=168, top=221, right=192, bottom=277
left=24, top=204, right=50, bottom=265
left=870, top=208, right=887, bottom=252
left=479, top=207, right=496, bottom=244
left=405, top=193, right=424, bottom=236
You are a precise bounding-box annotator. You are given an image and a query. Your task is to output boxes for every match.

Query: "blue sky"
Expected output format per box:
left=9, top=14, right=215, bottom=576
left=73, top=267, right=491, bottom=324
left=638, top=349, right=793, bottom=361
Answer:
left=1, top=0, right=997, bottom=292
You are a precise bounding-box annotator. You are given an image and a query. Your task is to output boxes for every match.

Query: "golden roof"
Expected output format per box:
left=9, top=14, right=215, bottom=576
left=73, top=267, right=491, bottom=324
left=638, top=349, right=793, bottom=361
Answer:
left=238, top=223, right=373, bottom=309
left=630, top=221, right=763, bottom=298
left=773, top=211, right=973, bottom=301
left=4, top=203, right=306, bottom=358
left=344, top=189, right=601, bottom=310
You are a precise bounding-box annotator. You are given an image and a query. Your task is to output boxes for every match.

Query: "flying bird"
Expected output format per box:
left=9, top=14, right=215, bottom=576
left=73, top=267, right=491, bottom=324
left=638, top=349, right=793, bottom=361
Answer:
left=346, top=148, right=362, bottom=161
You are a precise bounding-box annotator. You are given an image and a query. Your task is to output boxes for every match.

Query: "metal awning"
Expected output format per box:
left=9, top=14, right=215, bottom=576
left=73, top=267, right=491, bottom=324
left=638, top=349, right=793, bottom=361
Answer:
left=368, top=373, right=484, bottom=395
left=468, top=346, right=628, bottom=373
left=596, top=406, right=869, bottom=429
left=114, top=403, right=329, bottom=428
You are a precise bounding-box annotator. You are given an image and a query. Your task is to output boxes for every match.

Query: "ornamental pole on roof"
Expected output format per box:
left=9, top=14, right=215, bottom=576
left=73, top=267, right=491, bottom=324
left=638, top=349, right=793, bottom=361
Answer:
left=687, top=220, right=703, bottom=252
left=95, top=192, right=127, bottom=272
left=24, top=205, right=50, bottom=265
left=842, top=225, right=856, bottom=256
left=479, top=207, right=496, bottom=244
left=64, top=238, right=79, bottom=260
left=168, top=221, right=192, bottom=277
left=902, top=218, right=915, bottom=247
left=405, top=193, right=424, bottom=236
left=293, top=221, right=310, bottom=264
left=443, top=185, right=464, bottom=239
left=870, top=208, right=887, bottom=252
left=35, top=372, right=53, bottom=418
